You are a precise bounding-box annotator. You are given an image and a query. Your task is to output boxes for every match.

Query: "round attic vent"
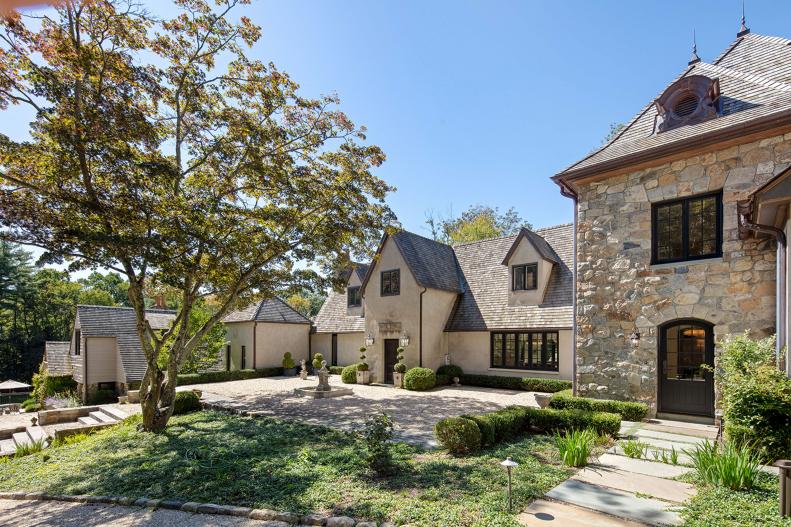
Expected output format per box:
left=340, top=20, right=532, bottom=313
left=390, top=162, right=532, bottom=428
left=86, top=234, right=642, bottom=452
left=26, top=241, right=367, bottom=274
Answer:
left=673, top=93, right=699, bottom=118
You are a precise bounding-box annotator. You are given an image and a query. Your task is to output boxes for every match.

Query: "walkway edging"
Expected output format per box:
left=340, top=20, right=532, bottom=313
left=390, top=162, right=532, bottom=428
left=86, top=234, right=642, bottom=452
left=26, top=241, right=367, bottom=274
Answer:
left=0, top=491, right=394, bottom=526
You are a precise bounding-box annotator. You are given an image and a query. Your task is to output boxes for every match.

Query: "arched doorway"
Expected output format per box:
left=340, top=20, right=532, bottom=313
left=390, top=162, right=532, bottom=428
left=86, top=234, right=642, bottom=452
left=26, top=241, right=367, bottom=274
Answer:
left=658, top=319, right=715, bottom=417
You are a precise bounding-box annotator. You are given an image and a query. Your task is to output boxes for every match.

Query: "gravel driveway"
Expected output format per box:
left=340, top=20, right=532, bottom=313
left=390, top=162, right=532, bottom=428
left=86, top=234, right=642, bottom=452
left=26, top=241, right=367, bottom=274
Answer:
left=183, top=375, right=541, bottom=447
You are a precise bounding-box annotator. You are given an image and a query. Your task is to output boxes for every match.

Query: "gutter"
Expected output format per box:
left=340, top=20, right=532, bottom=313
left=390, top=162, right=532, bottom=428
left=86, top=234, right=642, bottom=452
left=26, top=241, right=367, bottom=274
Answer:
left=559, top=182, right=580, bottom=396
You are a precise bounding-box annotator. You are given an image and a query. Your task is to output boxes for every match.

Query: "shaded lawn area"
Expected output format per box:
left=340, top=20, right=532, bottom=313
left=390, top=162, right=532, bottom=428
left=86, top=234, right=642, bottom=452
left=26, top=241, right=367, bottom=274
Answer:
left=0, top=411, right=571, bottom=527
left=680, top=471, right=791, bottom=527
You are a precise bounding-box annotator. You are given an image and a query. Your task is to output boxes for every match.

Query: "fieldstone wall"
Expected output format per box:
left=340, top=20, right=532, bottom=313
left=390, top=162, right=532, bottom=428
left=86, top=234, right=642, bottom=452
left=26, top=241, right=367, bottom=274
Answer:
left=575, top=132, right=791, bottom=413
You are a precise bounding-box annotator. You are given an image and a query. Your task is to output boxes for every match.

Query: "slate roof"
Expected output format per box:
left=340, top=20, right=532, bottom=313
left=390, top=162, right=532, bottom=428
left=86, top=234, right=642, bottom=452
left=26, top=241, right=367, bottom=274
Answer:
left=445, top=223, right=574, bottom=331
left=223, top=297, right=312, bottom=324
left=556, top=33, right=791, bottom=180
left=312, top=291, right=366, bottom=334
left=76, top=305, right=177, bottom=382
left=44, top=341, right=72, bottom=376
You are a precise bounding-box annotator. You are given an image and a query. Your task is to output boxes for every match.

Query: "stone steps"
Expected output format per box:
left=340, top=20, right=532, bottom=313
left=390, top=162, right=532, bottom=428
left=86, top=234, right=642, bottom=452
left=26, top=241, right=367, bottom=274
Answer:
left=594, top=453, right=692, bottom=479
left=0, top=438, right=16, bottom=456
left=99, top=406, right=129, bottom=421
left=573, top=466, right=695, bottom=503
left=78, top=416, right=100, bottom=425
left=632, top=428, right=710, bottom=446
left=12, top=432, right=31, bottom=448
left=608, top=445, right=693, bottom=466
left=545, top=479, right=682, bottom=526
left=519, top=499, right=647, bottom=526
left=88, top=411, right=116, bottom=423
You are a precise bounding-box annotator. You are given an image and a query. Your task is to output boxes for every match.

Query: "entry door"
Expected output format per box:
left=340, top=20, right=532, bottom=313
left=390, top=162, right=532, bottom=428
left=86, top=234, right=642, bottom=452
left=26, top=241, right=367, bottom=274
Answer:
left=659, top=320, right=714, bottom=417
left=331, top=334, right=338, bottom=366
left=384, top=339, right=399, bottom=384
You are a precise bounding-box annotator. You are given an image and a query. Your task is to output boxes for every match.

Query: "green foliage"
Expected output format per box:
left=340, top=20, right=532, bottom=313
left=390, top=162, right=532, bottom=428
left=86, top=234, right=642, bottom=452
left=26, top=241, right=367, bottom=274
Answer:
left=435, top=374, right=451, bottom=386
left=689, top=440, right=761, bottom=490
left=172, top=391, right=202, bottom=415
left=88, top=389, right=117, bottom=405
left=549, top=391, right=648, bottom=421
left=341, top=364, right=359, bottom=384
left=51, top=433, right=90, bottom=448
left=717, top=333, right=791, bottom=461
left=621, top=439, right=649, bottom=459
left=461, top=414, right=495, bottom=447
left=362, top=412, right=395, bottom=475
left=556, top=429, right=595, bottom=467
left=425, top=205, right=532, bottom=245
left=285, top=291, right=326, bottom=318
left=436, top=364, right=463, bottom=378
left=282, top=353, right=296, bottom=370
left=13, top=439, right=46, bottom=458
left=20, top=397, right=40, bottom=412
left=176, top=367, right=282, bottom=385
left=32, top=364, right=78, bottom=405
left=434, top=417, right=482, bottom=455
left=394, top=346, right=406, bottom=373
left=525, top=407, right=621, bottom=437
left=358, top=347, right=368, bottom=371
left=163, top=300, right=226, bottom=375
left=404, top=367, right=436, bottom=391
left=328, top=366, right=344, bottom=375
left=312, top=353, right=325, bottom=369
left=459, top=374, right=571, bottom=393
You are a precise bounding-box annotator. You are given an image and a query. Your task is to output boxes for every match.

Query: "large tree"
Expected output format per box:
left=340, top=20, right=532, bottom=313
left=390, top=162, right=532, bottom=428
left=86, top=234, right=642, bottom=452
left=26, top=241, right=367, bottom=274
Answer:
left=426, top=205, right=531, bottom=245
left=0, top=0, right=393, bottom=430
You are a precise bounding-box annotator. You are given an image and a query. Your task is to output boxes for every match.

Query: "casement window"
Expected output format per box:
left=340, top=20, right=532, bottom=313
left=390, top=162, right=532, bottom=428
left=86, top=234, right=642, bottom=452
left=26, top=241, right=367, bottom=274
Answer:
left=652, top=191, right=722, bottom=264
left=241, top=345, right=246, bottom=369
left=380, top=269, right=400, bottom=296
left=491, top=331, right=559, bottom=371
left=347, top=286, right=362, bottom=307
left=74, top=330, right=81, bottom=356
left=512, top=263, right=538, bottom=291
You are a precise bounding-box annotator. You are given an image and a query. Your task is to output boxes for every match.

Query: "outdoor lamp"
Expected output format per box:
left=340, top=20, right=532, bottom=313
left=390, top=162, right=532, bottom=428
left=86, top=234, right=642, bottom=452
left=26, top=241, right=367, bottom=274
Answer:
left=399, top=333, right=410, bottom=347
left=365, top=334, right=375, bottom=347
left=630, top=331, right=641, bottom=348
left=500, top=457, right=519, bottom=512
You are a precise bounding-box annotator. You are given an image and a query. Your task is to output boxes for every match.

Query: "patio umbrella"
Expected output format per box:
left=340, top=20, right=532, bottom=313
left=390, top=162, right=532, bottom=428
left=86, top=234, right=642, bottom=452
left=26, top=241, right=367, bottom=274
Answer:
left=0, top=380, right=32, bottom=391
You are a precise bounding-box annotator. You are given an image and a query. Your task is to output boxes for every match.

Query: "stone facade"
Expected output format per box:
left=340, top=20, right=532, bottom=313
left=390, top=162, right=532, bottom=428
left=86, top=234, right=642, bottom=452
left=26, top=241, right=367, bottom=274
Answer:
left=575, top=132, right=791, bottom=413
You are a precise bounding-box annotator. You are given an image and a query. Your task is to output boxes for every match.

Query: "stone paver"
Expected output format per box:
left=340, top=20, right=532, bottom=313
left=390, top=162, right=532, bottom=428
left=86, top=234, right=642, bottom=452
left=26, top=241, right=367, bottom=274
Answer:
left=189, top=375, right=541, bottom=447
left=519, top=499, right=646, bottom=526
left=632, top=428, right=709, bottom=446
left=594, top=453, right=691, bottom=479
left=545, top=480, right=681, bottom=526
left=573, top=466, right=695, bottom=503
left=607, top=445, right=693, bottom=465
left=642, top=420, right=717, bottom=440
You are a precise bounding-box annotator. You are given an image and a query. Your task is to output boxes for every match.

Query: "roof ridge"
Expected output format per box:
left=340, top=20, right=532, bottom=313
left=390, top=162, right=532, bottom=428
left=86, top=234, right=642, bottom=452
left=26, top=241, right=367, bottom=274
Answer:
left=77, top=304, right=176, bottom=313
left=535, top=222, right=574, bottom=233
left=395, top=228, right=453, bottom=247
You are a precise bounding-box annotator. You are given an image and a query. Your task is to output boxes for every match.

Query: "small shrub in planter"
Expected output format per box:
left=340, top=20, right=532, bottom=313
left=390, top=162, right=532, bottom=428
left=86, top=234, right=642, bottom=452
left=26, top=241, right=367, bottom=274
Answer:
left=393, top=346, right=406, bottom=388
left=282, top=352, right=297, bottom=375
left=434, top=416, right=481, bottom=455
left=356, top=347, right=371, bottom=384
left=404, top=367, right=436, bottom=391
left=312, top=353, right=325, bottom=369
left=437, top=364, right=463, bottom=378
left=173, top=391, right=201, bottom=415
left=341, top=364, right=359, bottom=384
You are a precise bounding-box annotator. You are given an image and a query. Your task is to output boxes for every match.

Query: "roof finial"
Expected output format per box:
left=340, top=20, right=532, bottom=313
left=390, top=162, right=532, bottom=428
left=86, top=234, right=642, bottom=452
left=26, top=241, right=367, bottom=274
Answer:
left=738, top=1, right=750, bottom=37
left=688, top=29, right=701, bottom=65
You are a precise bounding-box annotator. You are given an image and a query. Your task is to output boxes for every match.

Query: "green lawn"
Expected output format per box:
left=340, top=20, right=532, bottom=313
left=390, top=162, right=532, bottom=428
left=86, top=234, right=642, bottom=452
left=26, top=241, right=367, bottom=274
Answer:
left=680, top=471, right=791, bottom=527
left=0, top=411, right=571, bottom=527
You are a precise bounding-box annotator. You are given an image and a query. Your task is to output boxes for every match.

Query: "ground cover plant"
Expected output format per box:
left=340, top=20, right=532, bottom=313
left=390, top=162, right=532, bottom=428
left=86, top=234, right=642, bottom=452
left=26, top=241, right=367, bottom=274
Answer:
left=0, top=411, right=570, bottom=527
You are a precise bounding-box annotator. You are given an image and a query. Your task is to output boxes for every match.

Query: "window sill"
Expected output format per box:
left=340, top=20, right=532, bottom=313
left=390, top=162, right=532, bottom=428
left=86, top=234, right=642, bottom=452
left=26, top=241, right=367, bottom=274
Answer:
left=649, top=256, right=723, bottom=270
left=488, top=368, right=559, bottom=375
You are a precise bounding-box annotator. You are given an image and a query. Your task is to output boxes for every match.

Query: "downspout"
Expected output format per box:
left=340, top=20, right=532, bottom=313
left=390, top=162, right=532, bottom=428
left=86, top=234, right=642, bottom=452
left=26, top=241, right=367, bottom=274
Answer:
left=559, top=181, right=580, bottom=396
left=252, top=321, right=257, bottom=370
left=419, top=287, right=426, bottom=367
left=738, top=206, right=787, bottom=363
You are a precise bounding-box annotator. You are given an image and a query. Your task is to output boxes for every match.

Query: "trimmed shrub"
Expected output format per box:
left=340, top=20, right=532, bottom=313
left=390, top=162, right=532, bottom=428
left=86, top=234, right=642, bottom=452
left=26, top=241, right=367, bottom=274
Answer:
left=329, top=366, right=345, bottom=375
left=404, top=367, right=436, bottom=391
left=341, top=364, right=359, bottom=384
left=437, top=364, right=463, bottom=378
left=88, top=389, right=116, bottom=405
left=489, top=406, right=531, bottom=440
left=435, top=374, right=451, bottom=386
left=177, top=367, right=282, bottom=385
left=282, top=352, right=296, bottom=369
left=549, top=391, right=648, bottom=421
left=358, top=347, right=369, bottom=372
left=312, top=353, right=325, bottom=369
left=459, top=374, right=571, bottom=393
left=528, top=407, right=620, bottom=437
left=173, top=390, right=201, bottom=415
left=394, top=347, right=406, bottom=374
left=434, top=416, right=481, bottom=455
left=462, top=414, right=496, bottom=446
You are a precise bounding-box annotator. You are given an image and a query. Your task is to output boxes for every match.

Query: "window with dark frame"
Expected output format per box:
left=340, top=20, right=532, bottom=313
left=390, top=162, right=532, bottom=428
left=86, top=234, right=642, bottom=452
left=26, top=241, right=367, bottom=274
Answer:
left=380, top=269, right=400, bottom=296
left=347, top=286, right=362, bottom=307
left=74, top=330, right=81, bottom=356
left=512, top=263, right=538, bottom=291
left=490, top=331, right=559, bottom=371
left=652, top=192, right=722, bottom=264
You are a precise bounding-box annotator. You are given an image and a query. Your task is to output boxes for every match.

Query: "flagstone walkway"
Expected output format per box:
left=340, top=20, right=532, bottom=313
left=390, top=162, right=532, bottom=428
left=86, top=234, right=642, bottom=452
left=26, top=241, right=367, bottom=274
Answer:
left=518, top=419, right=719, bottom=527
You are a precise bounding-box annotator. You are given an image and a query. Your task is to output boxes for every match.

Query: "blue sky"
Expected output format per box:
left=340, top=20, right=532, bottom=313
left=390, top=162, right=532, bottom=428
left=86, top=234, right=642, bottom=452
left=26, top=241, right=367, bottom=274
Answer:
left=4, top=0, right=791, bottom=243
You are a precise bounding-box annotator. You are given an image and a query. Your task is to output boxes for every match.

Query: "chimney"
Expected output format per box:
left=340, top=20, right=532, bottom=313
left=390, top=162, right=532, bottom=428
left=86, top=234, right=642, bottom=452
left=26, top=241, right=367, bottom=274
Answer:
left=155, top=295, right=166, bottom=309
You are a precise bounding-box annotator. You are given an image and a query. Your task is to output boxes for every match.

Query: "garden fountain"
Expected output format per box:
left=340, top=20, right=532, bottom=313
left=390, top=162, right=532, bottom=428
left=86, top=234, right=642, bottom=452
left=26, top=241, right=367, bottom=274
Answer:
left=294, top=361, right=353, bottom=399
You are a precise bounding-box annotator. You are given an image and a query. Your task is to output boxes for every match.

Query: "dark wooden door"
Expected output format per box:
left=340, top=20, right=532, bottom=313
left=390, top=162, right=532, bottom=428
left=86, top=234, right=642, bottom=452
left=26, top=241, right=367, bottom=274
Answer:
left=331, top=334, right=338, bottom=366
left=384, top=339, right=399, bottom=384
left=659, top=320, right=714, bottom=417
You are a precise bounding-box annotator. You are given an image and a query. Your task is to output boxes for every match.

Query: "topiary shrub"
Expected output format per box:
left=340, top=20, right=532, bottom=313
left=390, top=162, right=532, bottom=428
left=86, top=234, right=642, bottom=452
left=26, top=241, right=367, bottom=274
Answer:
left=435, top=374, right=451, bottom=386
left=173, top=390, right=201, bottom=415
left=437, top=364, right=463, bottom=378
left=312, top=353, right=325, bottom=369
left=341, top=364, right=359, bottom=384
left=357, top=347, right=369, bottom=371
left=462, top=414, right=496, bottom=446
left=549, top=391, right=648, bottom=421
left=404, top=367, right=436, bottom=391
left=434, top=416, right=481, bottom=455
left=282, top=352, right=296, bottom=369
left=394, top=347, right=406, bottom=373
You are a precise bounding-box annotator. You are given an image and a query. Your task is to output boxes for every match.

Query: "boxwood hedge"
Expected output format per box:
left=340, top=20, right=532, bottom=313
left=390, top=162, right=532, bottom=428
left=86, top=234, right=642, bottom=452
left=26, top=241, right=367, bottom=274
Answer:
left=177, top=367, right=282, bottom=386
left=549, top=390, right=648, bottom=421
left=459, top=374, right=571, bottom=393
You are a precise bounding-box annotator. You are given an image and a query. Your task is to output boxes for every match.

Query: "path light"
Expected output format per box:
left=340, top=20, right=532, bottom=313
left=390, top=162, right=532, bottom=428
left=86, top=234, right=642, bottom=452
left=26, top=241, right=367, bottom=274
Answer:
left=500, top=456, right=518, bottom=512
left=365, top=334, right=375, bottom=347
left=399, top=333, right=410, bottom=348
left=629, top=331, right=641, bottom=348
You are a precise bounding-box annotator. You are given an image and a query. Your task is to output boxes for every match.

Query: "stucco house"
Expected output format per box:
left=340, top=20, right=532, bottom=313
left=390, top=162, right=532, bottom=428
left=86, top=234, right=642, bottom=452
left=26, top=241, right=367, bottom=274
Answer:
left=311, top=226, right=574, bottom=383
left=553, top=29, right=791, bottom=419
left=222, top=297, right=312, bottom=370
left=45, top=305, right=176, bottom=401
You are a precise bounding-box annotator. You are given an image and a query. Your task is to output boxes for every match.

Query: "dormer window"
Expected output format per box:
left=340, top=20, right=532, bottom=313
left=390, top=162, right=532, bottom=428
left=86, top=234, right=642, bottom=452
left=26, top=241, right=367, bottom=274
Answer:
left=512, top=264, right=537, bottom=291
left=655, top=75, right=720, bottom=133
left=347, top=286, right=361, bottom=307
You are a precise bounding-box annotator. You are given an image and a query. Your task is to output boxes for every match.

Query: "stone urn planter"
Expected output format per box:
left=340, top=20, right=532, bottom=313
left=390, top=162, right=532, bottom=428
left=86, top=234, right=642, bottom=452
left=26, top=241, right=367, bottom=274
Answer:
left=356, top=369, right=371, bottom=385
left=534, top=393, right=552, bottom=409
left=393, top=372, right=404, bottom=388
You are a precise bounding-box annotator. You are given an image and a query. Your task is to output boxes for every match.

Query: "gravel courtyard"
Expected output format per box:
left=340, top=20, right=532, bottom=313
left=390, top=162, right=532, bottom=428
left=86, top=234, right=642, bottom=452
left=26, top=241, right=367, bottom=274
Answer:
left=182, top=375, right=542, bottom=447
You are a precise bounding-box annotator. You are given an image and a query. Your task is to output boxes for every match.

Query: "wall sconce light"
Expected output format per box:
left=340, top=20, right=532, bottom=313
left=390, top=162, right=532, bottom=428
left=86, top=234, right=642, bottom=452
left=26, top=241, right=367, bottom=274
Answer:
left=629, top=331, right=641, bottom=348
left=399, top=333, right=410, bottom=348
left=365, top=334, right=375, bottom=347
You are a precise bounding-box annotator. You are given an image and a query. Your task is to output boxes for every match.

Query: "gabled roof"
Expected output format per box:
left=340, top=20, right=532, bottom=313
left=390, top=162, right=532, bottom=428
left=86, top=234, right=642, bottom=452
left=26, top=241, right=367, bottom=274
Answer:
left=312, top=291, right=365, bottom=334
left=223, top=297, right=312, bottom=324
left=501, top=228, right=561, bottom=265
left=446, top=224, right=574, bottom=331
left=361, top=230, right=465, bottom=294
left=44, top=341, right=71, bottom=376
left=350, top=263, right=369, bottom=283
left=555, top=33, right=791, bottom=185
left=76, top=305, right=177, bottom=382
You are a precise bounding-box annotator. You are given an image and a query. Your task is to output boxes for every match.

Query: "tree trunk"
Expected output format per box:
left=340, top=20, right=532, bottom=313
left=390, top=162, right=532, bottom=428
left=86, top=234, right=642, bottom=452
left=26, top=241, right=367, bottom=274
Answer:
left=139, top=364, right=175, bottom=431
